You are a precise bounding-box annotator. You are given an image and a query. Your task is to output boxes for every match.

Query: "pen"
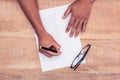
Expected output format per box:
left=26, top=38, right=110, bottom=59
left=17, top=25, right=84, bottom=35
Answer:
left=40, top=46, right=57, bottom=53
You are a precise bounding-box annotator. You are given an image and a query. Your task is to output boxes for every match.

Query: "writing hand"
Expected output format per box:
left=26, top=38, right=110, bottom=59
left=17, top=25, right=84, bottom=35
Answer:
left=39, top=32, right=61, bottom=57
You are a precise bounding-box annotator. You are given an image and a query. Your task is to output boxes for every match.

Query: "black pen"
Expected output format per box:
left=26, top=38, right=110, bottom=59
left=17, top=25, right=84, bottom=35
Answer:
left=40, top=46, right=57, bottom=53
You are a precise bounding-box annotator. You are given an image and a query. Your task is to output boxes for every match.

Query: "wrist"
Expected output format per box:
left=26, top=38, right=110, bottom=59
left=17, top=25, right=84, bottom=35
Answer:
left=81, top=0, right=95, bottom=3
left=37, top=30, right=47, bottom=39
left=34, top=25, right=47, bottom=39
left=80, top=0, right=95, bottom=6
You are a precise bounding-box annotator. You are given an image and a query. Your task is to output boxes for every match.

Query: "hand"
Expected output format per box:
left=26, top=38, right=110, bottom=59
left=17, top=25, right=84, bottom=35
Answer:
left=39, top=32, right=61, bottom=57
left=63, top=0, right=94, bottom=37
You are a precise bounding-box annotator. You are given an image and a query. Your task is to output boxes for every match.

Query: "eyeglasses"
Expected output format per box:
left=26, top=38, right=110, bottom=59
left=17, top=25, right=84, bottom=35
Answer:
left=70, top=44, right=91, bottom=71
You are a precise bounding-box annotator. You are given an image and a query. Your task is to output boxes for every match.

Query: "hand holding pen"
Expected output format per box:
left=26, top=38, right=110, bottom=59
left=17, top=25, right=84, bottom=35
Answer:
left=39, top=33, right=61, bottom=57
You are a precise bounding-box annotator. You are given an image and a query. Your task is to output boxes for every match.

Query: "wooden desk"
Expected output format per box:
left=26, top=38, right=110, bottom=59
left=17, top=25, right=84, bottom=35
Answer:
left=0, top=0, right=120, bottom=80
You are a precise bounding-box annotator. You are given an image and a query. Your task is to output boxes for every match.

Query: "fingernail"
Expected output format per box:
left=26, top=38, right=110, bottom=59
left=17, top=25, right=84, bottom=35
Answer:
left=82, top=29, right=85, bottom=32
left=57, top=52, right=62, bottom=55
left=65, top=30, right=68, bottom=33
left=57, top=50, right=62, bottom=53
left=59, top=52, right=62, bottom=54
left=75, top=35, right=78, bottom=38
left=69, top=35, right=72, bottom=38
left=62, top=16, right=65, bottom=19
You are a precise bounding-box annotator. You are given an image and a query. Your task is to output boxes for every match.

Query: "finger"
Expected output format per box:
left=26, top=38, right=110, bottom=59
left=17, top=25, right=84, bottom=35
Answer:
left=63, top=6, right=71, bottom=19
left=46, top=50, right=61, bottom=56
left=40, top=47, right=59, bottom=57
left=82, top=15, right=89, bottom=32
left=49, top=46, right=56, bottom=51
left=53, top=42, right=61, bottom=51
left=75, top=22, right=81, bottom=37
left=82, top=19, right=87, bottom=32
left=66, top=15, right=75, bottom=33
left=39, top=49, right=52, bottom=58
left=79, top=19, right=84, bottom=32
left=74, top=19, right=84, bottom=36
left=69, top=19, right=80, bottom=37
left=52, top=44, right=61, bottom=55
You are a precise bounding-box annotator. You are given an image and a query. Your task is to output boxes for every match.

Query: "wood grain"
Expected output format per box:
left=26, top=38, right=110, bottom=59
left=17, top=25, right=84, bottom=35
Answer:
left=0, top=0, right=120, bottom=80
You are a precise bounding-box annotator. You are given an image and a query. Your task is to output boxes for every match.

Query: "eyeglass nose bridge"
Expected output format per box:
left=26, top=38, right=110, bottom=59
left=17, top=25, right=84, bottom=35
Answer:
left=70, top=44, right=91, bottom=70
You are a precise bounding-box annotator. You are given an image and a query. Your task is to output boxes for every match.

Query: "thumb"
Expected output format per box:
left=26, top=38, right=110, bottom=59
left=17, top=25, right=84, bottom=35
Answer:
left=53, top=43, right=61, bottom=52
left=63, top=6, right=71, bottom=19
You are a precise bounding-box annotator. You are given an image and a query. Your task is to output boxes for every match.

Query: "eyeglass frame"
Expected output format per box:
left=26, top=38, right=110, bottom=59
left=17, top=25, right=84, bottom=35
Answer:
left=70, top=44, right=91, bottom=71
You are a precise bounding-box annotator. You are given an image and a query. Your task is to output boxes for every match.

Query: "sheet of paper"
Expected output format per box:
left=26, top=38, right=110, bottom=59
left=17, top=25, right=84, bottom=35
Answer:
left=35, top=4, right=85, bottom=72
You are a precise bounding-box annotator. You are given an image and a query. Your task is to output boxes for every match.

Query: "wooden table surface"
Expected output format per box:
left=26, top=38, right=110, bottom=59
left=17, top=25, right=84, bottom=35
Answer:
left=0, top=0, right=120, bottom=80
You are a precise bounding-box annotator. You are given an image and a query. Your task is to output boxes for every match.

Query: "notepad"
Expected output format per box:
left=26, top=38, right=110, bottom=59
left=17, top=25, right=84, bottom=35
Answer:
left=35, top=4, right=85, bottom=72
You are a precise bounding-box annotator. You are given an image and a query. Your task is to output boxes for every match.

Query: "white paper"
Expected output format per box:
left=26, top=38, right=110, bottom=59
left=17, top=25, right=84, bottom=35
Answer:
left=35, top=4, right=85, bottom=72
